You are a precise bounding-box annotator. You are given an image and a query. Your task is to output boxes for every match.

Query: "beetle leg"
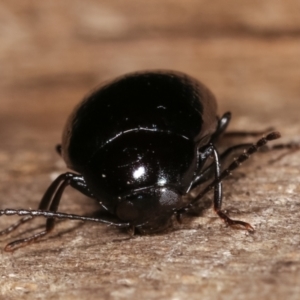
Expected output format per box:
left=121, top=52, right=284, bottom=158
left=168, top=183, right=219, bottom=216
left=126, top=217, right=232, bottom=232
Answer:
left=0, top=215, right=33, bottom=236
left=187, top=145, right=214, bottom=192
left=219, top=141, right=300, bottom=169
left=0, top=172, right=75, bottom=250
left=0, top=177, right=62, bottom=236
left=187, top=132, right=281, bottom=230
left=210, top=146, right=254, bottom=230
left=0, top=172, right=130, bottom=251
left=190, top=143, right=252, bottom=191
left=0, top=173, right=96, bottom=238
left=0, top=172, right=74, bottom=236
left=200, top=139, right=300, bottom=185
left=188, top=112, right=232, bottom=191
left=0, top=208, right=130, bottom=251
left=192, top=143, right=254, bottom=187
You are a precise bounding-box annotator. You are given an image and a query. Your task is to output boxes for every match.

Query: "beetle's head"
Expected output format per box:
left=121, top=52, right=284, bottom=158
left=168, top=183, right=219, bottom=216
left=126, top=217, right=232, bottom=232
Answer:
left=115, top=186, right=183, bottom=232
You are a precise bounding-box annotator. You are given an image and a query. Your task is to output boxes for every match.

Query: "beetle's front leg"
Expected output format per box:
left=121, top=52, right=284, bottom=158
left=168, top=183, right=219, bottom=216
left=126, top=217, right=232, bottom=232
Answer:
left=0, top=173, right=76, bottom=251
left=210, top=146, right=254, bottom=231
left=186, top=132, right=281, bottom=231
left=1, top=172, right=95, bottom=251
left=186, top=145, right=215, bottom=193
left=0, top=173, right=81, bottom=236
left=188, top=143, right=253, bottom=230
left=0, top=173, right=96, bottom=238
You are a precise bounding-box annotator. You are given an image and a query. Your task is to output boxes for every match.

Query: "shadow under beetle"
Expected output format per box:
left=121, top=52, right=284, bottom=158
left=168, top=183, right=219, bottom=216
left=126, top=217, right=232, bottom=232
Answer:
left=0, top=70, right=281, bottom=251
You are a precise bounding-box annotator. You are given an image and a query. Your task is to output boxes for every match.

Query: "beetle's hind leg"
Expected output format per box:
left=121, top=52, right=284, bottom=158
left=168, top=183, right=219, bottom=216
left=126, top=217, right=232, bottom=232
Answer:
left=0, top=172, right=85, bottom=251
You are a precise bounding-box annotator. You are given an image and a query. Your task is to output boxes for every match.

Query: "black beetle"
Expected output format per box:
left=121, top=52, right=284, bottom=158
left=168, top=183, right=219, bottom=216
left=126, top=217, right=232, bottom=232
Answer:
left=0, top=70, right=280, bottom=251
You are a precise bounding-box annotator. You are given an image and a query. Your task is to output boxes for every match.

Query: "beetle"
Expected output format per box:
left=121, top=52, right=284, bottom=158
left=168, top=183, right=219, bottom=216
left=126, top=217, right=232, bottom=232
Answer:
left=0, top=70, right=280, bottom=251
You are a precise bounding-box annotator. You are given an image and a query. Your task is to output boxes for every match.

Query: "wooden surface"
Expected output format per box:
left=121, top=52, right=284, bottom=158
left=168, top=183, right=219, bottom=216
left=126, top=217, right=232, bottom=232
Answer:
left=0, top=1, right=300, bottom=299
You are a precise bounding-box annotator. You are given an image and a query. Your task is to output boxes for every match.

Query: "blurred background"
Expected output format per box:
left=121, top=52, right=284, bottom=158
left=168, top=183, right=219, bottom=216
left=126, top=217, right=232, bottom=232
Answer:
left=1, top=0, right=300, bottom=146
left=0, top=1, right=300, bottom=299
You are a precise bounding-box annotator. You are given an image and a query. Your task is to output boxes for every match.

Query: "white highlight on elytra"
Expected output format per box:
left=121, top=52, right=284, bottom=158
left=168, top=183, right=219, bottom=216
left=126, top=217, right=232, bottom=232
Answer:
left=133, top=166, right=145, bottom=179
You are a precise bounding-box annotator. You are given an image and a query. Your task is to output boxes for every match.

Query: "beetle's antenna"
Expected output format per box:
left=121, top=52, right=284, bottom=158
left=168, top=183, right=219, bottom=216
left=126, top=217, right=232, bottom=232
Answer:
left=190, top=131, right=281, bottom=206
left=0, top=209, right=130, bottom=251
left=0, top=209, right=129, bottom=227
left=223, top=127, right=275, bottom=138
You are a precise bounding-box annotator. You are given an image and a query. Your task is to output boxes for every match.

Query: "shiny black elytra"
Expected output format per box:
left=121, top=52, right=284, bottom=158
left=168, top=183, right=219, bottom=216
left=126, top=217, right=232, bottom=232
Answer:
left=0, top=70, right=280, bottom=251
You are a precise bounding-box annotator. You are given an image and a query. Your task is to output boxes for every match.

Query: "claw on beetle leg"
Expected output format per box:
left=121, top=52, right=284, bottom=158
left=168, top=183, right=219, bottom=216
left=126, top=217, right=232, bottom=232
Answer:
left=215, top=209, right=254, bottom=232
